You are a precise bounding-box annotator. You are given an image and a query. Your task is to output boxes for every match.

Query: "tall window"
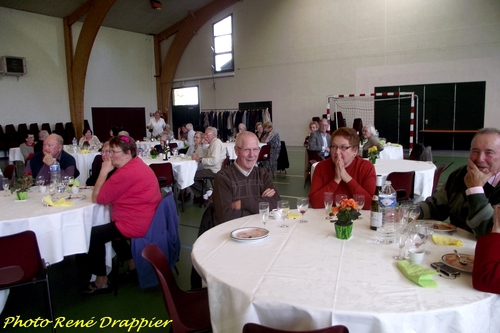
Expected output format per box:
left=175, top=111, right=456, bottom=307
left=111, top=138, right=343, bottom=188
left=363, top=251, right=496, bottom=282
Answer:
left=213, top=14, right=233, bottom=72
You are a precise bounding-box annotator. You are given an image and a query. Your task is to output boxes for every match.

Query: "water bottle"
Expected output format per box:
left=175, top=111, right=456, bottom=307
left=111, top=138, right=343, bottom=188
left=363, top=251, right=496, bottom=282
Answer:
left=72, top=137, right=78, bottom=153
left=370, top=175, right=383, bottom=230
left=50, top=159, right=61, bottom=185
left=379, top=180, right=397, bottom=209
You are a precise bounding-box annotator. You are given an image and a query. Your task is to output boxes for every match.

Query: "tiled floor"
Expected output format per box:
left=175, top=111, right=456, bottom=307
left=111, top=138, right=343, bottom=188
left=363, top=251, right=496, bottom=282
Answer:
left=0, top=148, right=468, bottom=332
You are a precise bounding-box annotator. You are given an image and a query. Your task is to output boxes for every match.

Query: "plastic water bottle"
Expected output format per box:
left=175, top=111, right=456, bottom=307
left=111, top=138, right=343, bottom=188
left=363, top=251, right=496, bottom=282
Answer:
left=50, top=159, right=61, bottom=185
left=378, top=180, right=397, bottom=209
left=72, top=137, right=78, bottom=152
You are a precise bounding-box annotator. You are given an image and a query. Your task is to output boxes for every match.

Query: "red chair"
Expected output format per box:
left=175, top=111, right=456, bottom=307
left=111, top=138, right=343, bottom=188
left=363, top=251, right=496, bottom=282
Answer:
left=141, top=244, right=212, bottom=333
left=257, top=144, right=270, bottom=167
left=149, top=163, right=181, bottom=210
left=432, top=164, right=447, bottom=193
left=3, top=164, right=16, bottom=180
left=242, top=323, right=349, bottom=333
left=304, top=149, right=322, bottom=188
left=0, top=231, right=55, bottom=333
left=387, top=171, right=415, bottom=202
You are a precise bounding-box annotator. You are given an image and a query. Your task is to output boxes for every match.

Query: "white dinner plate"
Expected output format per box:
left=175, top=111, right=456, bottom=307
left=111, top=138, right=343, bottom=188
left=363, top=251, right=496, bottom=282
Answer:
left=441, top=253, right=474, bottom=273
left=65, top=194, right=87, bottom=201
left=230, top=227, right=269, bottom=241
left=78, top=186, right=94, bottom=192
left=433, top=221, right=457, bottom=234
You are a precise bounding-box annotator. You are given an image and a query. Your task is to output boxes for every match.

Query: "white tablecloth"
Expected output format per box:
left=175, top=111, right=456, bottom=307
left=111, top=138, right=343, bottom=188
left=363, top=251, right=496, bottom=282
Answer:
left=140, top=156, right=198, bottom=189
left=222, top=142, right=266, bottom=160
left=0, top=189, right=111, bottom=312
left=8, top=147, right=23, bottom=163
left=136, top=140, right=186, bottom=152
left=192, top=210, right=500, bottom=333
left=379, top=144, right=404, bottom=160
left=374, top=159, right=436, bottom=203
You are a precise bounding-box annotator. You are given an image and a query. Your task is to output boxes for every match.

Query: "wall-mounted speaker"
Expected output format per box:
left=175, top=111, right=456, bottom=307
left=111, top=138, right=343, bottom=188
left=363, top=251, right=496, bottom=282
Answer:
left=0, top=56, right=27, bottom=76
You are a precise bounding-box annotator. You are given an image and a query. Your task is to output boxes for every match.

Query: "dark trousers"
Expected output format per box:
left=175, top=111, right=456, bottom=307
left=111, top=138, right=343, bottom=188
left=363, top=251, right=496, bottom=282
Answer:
left=87, top=223, right=132, bottom=276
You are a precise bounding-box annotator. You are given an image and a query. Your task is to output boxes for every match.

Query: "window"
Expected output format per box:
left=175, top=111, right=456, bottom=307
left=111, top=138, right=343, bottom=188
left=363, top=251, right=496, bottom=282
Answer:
left=213, top=15, right=233, bottom=72
left=172, top=86, right=199, bottom=106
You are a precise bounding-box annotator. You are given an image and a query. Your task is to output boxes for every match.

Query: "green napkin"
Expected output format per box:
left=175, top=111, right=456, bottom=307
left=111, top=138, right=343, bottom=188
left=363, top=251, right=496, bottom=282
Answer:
left=397, top=260, right=438, bottom=288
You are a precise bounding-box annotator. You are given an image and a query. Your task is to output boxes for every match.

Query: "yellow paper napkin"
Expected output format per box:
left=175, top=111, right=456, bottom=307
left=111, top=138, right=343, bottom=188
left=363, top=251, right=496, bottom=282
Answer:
left=43, top=196, right=74, bottom=207
left=287, top=211, right=302, bottom=219
left=397, top=260, right=438, bottom=288
left=432, top=234, right=462, bottom=246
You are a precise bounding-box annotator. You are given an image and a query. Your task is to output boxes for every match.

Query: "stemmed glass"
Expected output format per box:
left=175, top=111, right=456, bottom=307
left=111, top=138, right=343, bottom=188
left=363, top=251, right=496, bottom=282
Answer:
left=297, top=197, right=309, bottom=223
left=335, top=194, right=347, bottom=207
left=36, top=175, right=45, bottom=187
left=277, top=200, right=290, bottom=228
left=62, top=176, right=70, bottom=192
left=408, top=222, right=425, bottom=251
left=3, top=179, right=10, bottom=196
left=408, top=204, right=420, bottom=224
left=259, top=202, right=269, bottom=227
left=393, top=222, right=408, bottom=260
left=323, top=192, right=334, bottom=219
left=67, top=176, right=75, bottom=190
left=353, top=194, right=365, bottom=219
left=420, top=221, right=434, bottom=254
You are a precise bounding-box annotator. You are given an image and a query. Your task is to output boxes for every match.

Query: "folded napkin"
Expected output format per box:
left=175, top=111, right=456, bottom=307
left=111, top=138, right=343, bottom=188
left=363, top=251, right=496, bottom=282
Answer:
left=43, top=196, right=74, bottom=207
left=432, top=234, right=462, bottom=246
left=287, top=211, right=302, bottom=219
left=397, top=260, right=438, bottom=288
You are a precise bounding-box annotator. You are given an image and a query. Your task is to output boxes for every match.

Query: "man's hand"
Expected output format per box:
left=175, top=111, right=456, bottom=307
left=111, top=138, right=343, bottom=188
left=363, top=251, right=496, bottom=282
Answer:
left=191, top=154, right=200, bottom=162
left=42, top=152, right=54, bottom=166
left=231, top=200, right=241, bottom=210
left=261, top=188, right=275, bottom=197
left=464, top=159, right=492, bottom=188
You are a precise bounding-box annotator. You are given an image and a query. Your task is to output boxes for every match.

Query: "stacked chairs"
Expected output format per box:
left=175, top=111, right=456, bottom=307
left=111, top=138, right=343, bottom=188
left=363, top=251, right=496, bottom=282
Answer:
left=29, top=123, right=40, bottom=135
left=5, top=124, right=18, bottom=148
left=0, top=125, right=8, bottom=155
left=17, top=123, right=28, bottom=145
left=41, top=123, right=52, bottom=134
left=65, top=122, right=76, bottom=145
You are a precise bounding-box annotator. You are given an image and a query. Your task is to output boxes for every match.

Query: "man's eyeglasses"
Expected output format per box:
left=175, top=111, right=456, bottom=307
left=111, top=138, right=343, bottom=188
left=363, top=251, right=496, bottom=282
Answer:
left=330, top=145, right=352, bottom=151
left=236, top=147, right=261, bottom=154
left=102, top=149, right=111, bottom=155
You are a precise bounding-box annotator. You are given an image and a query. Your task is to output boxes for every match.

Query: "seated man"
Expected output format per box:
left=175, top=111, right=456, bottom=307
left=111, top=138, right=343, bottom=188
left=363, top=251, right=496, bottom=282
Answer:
left=190, top=126, right=226, bottom=200
left=212, top=131, right=280, bottom=225
left=25, top=133, right=80, bottom=183
left=418, top=127, right=500, bottom=237
left=473, top=204, right=500, bottom=294
left=34, top=130, right=49, bottom=153
left=308, top=118, right=331, bottom=160
left=19, top=132, right=35, bottom=161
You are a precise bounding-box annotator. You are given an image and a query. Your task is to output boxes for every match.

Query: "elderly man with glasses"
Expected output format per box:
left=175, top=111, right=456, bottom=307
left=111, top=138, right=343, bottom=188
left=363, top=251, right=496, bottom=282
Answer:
left=309, top=127, right=376, bottom=209
left=212, top=131, right=280, bottom=225
left=308, top=118, right=332, bottom=160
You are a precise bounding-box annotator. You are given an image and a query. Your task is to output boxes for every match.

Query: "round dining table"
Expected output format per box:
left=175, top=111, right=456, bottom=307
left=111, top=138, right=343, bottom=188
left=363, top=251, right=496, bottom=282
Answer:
left=379, top=144, right=404, bottom=159
left=192, top=209, right=500, bottom=333
left=135, top=140, right=186, bottom=152
left=140, top=155, right=198, bottom=190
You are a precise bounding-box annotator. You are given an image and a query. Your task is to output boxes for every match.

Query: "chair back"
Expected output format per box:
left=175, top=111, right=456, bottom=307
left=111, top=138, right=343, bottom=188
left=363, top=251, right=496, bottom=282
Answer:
left=65, top=122, right=76, bottom=145
left=17, top=123, right=28, bottom=146
left=408, top=143, right=424, bottom=160
left=387, top=171, right=415, bottom=202
left=142, top=244, right=212, bottom=333
left=54, top=122, right=65, bottom=137
left=353, top=118, right=363, bottom=137
left=29, top=123, right=40, bottom=136
left=242, top=323, right=349, bottom=333
left=432, top=164, right=446, bottom=193
left=5, top=124, right=18, bottom=148
left=149, top=163, right=175, bottom=188
left=221, top=155, right=230, bottom=169
left=168, top=142, right=178, bottom=150
left=0, top=231, right=44, bottom=287
left=258, top=144, right=271, bottom=163
left=41, top=123, right=52, bottom=134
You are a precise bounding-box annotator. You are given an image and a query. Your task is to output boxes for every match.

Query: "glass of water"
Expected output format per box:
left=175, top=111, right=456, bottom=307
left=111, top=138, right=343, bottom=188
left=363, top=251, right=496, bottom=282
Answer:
left=3, top=179, right=10, bottom=196
left=277, top=200, right=290, bottom=228
left=259, top=202, right=269, bottom=227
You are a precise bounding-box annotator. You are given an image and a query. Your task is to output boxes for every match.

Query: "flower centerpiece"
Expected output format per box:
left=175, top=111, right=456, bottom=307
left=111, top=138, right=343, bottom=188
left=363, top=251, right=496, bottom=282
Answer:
left=367, top=146, right=380, bottom=164
left=11, top=172, right=33, bottom=200
left=331, top=198, right=361, bottom=239
left=81, top=140, right=90, bottom=153
left=150, top=147, right=158, bottom=159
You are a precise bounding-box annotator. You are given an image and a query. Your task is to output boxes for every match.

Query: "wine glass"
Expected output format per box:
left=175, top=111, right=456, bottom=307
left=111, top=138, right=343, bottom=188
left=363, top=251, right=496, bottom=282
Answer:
left=36, top=175, right=45, bottom=186
left=408, top=222, right=425, bottom=251
left=353, top=194, right=365, bottom=219
left=393, top=222, right=408, bottom=260
left=3, top=179, right=10, bottom=196
left=420, top=221, right=434, bottom=254
left=277, top=200, right=290, bottom=228
left=259, top=202, right=269, bottom=227
left=323, top=192, right=334, bottom=219
left=335, top=194, right=347, bottom=207
left=408, top=204, right=420, bottom=224
left=297, top=197, right=309, bottom=223
left=67, top=176, right=75, bottom=189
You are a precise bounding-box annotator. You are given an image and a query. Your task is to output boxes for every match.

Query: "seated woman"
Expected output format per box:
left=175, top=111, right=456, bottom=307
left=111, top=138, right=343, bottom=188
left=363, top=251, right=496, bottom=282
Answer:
left=161, top=124, right=175, bottom=141
left=309, top=127, right=375, bottom=209
left=261, top=121, right=281, bottom=176
left=82, top=135, right=161, bottom=294
left=473, top=205, right=500, bottom=294
left=360, top=124, right=384, bottom=158
left=19, top=132, right=35, bottom=161
left=186, top=131, right=206, bottom=164
left=255, top=122, right=265, bottom=142
left=303, top=120, right=319, bottom=147
left=79, top=128, right=101, bottom=149
left=177, top=124, right=188, bottom=142
left=86, top=142, right=115, bottom=186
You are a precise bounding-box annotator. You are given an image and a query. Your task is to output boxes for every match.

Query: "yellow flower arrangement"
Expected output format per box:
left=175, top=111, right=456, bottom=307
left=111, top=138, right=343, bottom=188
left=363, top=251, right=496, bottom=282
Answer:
left=367, top=146, right=379, bottom=164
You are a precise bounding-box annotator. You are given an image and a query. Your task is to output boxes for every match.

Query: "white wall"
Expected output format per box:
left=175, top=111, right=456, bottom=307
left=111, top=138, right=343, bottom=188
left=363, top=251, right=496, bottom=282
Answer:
left=172, top=0, right=500, bottom=146
left=0, top=7, right=156, bottom=137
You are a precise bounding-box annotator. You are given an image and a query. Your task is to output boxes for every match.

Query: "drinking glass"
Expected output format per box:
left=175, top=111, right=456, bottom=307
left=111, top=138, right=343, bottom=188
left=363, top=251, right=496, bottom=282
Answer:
left=335, top=194, right=347, bottom=207
left=259, top=202, right=269, bottom=227
left=36, top=175, right=45, bottom=186
left=408, top=222, right=425, bottom=249
left=297, top=197, right=309, bottom=223
left=408, top=204, right=420, bottom=224
left=353, top=194, right=365, bottom=219
left=393, top=222, right=408, bottom=260
left=3, top=179, right=10, bottom=196
left=323, top=192, right=334, bottom=219
left=67, top=176, right=75, bottom=190
left=62, top=176, right=70, bottom=192
left=277, top=200, right=290, bottom=228
left=420, top=221, right=434, bottom=254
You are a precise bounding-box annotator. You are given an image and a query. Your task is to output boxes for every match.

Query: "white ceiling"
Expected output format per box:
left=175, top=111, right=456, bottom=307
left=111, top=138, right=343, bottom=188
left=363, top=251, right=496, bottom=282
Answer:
left=0, top=0, right=214, bottom=35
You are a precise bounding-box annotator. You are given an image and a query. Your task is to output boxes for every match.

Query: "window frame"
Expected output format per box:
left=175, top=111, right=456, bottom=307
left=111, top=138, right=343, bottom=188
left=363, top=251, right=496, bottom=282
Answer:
left=212, top=14, right=234, bottom=73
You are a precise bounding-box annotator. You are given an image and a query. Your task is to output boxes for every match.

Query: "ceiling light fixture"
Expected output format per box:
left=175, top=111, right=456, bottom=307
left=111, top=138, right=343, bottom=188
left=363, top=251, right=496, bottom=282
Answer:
left=150, top=0, right=162, bottom=10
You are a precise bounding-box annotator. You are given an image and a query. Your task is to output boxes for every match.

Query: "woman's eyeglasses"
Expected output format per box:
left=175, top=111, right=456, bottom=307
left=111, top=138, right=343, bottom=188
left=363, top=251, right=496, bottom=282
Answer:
left=330, top=145, right=352, bottom=151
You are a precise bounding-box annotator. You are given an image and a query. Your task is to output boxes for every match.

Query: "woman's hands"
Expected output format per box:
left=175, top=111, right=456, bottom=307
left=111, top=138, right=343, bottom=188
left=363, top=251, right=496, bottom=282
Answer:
left=333, top=151, right=352, bottom=184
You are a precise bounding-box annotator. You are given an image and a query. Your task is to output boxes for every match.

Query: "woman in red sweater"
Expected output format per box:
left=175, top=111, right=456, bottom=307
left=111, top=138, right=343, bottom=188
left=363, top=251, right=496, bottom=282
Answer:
left=309, top=127, right=376, bottom=209
left=473, top=204, right=500, bottom=294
